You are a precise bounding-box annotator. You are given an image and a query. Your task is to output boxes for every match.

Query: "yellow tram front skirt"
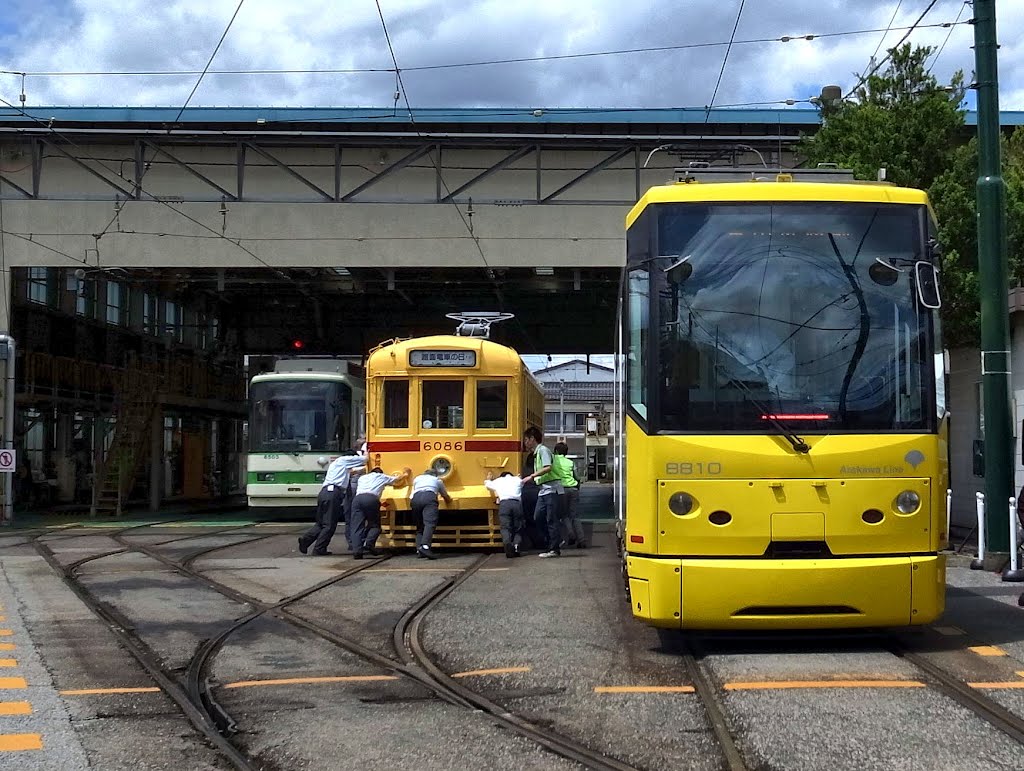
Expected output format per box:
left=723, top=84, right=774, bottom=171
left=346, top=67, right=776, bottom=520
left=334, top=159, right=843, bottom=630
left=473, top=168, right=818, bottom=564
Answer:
left=626, top=553, right=945, bottom=630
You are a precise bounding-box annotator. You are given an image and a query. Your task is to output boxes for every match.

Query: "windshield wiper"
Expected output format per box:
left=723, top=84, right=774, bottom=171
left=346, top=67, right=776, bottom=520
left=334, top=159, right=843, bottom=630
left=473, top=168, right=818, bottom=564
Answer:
left=715, top=364, right=810, bottom=454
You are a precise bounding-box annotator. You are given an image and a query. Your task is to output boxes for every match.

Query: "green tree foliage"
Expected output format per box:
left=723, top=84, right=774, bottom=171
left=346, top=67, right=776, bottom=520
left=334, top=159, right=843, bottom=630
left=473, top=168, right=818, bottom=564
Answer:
left=929, top=129, right=1024, bottom=346
left=803, top=44, right=966, bottom=189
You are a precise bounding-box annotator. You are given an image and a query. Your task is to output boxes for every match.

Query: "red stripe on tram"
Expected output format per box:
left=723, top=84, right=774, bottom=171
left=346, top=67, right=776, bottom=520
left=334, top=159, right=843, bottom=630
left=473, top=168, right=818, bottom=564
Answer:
left=464, top=440, right=523, bottom=452
left=367, top=441, right=421, bottom=452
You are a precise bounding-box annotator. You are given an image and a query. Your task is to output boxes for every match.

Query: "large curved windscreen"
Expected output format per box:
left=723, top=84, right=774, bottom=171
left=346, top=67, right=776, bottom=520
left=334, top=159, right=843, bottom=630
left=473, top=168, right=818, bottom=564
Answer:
left=249, top=380, right=353, bottom=453
left=643, top=202, right=934, bottom=432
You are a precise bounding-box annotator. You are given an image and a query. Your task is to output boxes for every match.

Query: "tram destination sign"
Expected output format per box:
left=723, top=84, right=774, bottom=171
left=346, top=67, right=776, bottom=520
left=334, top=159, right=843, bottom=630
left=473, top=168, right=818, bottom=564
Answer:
left=410, top=350, right=476, bottom=367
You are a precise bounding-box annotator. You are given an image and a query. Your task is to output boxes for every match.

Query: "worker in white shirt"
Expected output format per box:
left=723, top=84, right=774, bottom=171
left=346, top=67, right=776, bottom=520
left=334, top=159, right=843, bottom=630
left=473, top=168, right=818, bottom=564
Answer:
left=351, top=465, right=411, bottom=559
left=410, top=469, right=452, bottom=559
left=345, top=436, right=369, bottom=551
left=484, top=471, right=524, bottom=558
left=299, top=451, right=367, bottom=556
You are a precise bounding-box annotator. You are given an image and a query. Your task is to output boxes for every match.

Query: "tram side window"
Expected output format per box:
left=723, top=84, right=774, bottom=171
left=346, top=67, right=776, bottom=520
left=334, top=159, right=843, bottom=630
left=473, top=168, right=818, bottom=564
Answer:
left=476, top=380, right=508, bottom=429
left=628, top=268, right=649, bottom=418
left=383, top=380, right=409, bottom=428
left=422, top=381, right=465, bottom=430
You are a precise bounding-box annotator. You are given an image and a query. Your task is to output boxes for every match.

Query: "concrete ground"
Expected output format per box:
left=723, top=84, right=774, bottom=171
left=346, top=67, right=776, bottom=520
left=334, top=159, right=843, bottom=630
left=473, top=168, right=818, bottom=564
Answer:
left=1, top=509, right=1024, bottom=769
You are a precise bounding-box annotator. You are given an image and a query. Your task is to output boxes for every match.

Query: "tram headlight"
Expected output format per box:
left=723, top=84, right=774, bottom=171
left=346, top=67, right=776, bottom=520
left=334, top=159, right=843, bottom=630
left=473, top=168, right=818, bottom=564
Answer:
left=257, top=472, right=275, bottom=482
left=668, top=491, right=695, bottom=516
left=896, top=490, right=920, bottom=514
left=431, top=457, right=453, bottom=477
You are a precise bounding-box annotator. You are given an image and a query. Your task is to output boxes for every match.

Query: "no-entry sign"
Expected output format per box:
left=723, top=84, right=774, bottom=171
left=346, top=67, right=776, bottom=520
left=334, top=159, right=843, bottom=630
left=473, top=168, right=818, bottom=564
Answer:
left=0, top=450, right=16, bottom=472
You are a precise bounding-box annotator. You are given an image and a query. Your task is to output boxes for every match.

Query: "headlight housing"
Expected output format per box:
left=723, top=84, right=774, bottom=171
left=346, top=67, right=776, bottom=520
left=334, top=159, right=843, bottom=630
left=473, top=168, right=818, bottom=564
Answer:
left=431, top=457, right=453, bottom=477
left=896, top=490, right=920, bottom=514
left=668, top=491, right=695, bottom=516
left=256, top=472, right=275, bottom=482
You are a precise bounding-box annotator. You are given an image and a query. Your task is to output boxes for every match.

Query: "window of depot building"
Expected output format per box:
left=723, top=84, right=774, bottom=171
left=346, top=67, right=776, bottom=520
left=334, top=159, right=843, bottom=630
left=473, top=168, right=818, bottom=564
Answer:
left=476, top=380, right=508, bottom=429
left=383, top=379, right=410, bottom=428
left=105, top=281, right=126, bottom=326
left=421, top=380, right=464, bottom=430
left=26, top=267, right=55, bottom=306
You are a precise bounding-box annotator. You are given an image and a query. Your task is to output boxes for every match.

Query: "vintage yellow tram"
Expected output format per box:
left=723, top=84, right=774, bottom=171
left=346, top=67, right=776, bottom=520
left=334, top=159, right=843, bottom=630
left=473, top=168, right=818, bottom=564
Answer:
left=618, top=168, right=948, bottom=630
left=366, top=314, right=544, bottom=548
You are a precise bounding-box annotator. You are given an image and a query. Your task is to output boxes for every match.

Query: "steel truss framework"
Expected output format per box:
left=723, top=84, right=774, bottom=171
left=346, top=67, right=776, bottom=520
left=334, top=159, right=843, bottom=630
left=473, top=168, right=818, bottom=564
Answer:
left=0, top=131, right=803, bottom=205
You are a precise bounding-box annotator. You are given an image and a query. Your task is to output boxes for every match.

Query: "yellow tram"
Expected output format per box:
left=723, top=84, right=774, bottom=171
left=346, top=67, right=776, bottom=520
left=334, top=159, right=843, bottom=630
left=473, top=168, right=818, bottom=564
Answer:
left=365, top=314, right=544, bottom=548
left=618, top=168, right=948, bottom=630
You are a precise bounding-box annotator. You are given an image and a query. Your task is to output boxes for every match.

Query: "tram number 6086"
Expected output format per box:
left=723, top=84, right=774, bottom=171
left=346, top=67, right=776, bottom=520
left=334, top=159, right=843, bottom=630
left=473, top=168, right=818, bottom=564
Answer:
left=666, top=462, right=722, bottom=475
left=423, top=441, right=463, bottom=452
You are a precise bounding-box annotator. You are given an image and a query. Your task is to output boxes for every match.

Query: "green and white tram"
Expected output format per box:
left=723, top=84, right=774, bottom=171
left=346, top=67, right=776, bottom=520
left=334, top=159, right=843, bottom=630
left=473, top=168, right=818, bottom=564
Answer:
left=246, top=358, right=366, bottom=509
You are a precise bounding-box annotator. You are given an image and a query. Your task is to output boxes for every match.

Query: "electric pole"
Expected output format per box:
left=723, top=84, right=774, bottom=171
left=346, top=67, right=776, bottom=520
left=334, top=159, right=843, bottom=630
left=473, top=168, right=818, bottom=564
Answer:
left=975, top=0, right=1013, bottom=554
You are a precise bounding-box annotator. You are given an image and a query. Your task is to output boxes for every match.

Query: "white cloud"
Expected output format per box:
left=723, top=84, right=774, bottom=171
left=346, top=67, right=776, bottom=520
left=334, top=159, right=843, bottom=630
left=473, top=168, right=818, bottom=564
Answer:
left=0, top=0, right=1016, bottom=110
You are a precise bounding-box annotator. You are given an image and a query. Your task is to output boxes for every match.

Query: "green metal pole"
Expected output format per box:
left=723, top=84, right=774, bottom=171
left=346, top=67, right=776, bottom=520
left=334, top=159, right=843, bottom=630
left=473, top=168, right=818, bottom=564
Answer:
left=975, top=0, right=1013, bottom=554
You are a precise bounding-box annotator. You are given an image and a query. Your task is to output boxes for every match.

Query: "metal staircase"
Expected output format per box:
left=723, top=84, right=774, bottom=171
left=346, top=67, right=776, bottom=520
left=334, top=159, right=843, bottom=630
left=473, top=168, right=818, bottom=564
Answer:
left=90, top=369, right=159, bottom=518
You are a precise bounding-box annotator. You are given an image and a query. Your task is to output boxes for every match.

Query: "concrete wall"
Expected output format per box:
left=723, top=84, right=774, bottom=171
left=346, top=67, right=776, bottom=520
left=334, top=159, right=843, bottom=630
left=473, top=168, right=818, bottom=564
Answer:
left=0, top=142, right=716, bottom=270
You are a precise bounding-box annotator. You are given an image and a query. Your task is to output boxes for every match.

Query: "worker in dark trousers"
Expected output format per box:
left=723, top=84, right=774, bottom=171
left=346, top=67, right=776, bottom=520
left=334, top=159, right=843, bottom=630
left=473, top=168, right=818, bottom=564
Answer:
left=484, top=471, right=524, bottom=558
left=410, top=469, right=452, bottom=559
left=350, top=466, right=410, bottom=559
left=298, top=451, right=366, bottom=556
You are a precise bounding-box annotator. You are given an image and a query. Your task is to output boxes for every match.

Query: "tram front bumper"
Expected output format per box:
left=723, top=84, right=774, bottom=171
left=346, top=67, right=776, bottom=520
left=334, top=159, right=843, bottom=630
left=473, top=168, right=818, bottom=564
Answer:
left=626, top=553, right=945, bottom=630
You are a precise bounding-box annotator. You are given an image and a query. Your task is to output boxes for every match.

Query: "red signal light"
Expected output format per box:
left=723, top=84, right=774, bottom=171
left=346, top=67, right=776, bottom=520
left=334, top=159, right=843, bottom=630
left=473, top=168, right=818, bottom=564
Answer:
left=291, top=339, right=305, bottom=351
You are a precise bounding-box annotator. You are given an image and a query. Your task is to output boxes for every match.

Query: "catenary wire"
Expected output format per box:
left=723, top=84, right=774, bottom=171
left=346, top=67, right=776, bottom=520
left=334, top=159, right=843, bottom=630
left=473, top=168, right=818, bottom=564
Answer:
left=843, top=0, right=943, bottom=99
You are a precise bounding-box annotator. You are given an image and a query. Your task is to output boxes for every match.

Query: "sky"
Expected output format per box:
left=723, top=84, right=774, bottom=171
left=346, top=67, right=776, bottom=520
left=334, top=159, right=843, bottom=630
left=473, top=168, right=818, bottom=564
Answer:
left=0, top=0, right=1022, bottom=113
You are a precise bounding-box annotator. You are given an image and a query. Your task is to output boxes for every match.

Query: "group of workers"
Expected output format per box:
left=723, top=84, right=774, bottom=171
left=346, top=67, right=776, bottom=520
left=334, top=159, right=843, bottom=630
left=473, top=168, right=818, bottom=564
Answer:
left=298, top=426, right=585, bottom=559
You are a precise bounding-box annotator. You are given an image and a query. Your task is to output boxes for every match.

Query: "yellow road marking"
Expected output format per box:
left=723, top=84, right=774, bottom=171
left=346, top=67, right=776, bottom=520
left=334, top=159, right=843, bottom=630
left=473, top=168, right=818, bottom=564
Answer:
left=969, top=682, right=1024, bottom=689
left=452, top=667, right=531, bottom=678
left=0, top=645, right=12, bottom=652
left=0, top=733, right=42, bottom=751
left=60, top=687, right=161, bottom=696
left=0, top=678, right=27, bottom=690
left=223, top=675, right=399, bottom=689
left=0, top=660, right=15, bottom=668
left=1016, top=671, right=1024, bottom=678
left=0, top=631, right=12, bottom=637
left=968, top=645, right=1007, bottom=657
left=363, top=567, right=510, bottom=573
left=934, top=626, right=965, bottom=636
left=0, top=617, right=5, bottom=623
left=0, top=703, right=31, bottom=715
left=724, top=680, right=925, bottom=691
left=594, top=685, right=696, bottom=694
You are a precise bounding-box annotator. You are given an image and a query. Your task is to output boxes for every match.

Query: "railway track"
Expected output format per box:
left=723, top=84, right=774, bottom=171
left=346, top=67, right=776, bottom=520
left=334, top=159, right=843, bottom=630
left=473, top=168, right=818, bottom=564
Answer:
left=32, top=523, right=643, bottom=771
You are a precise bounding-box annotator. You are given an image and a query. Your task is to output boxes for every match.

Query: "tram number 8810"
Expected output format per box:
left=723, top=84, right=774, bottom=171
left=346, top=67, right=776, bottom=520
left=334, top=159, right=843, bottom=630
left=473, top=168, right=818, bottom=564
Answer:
left=423, top=442, right=463, bottom=452
left=666, top=462, right=723, bottom=475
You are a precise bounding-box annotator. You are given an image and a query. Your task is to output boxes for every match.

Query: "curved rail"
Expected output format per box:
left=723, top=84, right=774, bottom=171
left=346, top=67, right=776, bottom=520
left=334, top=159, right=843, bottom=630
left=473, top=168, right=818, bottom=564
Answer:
left=394, top=554, right=646, bottom=771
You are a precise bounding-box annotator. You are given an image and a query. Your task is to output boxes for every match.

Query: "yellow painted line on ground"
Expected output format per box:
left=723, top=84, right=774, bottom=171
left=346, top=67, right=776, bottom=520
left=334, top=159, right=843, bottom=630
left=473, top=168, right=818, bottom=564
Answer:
left=0, top=702, right=31, bottom=716
left=60, top=687, right=161, bottom=696
left=363, top=567, right=510, bottom=573
left=968, top=645, right=1008, bottom=657
left=223, top=675, right=399, bottom=689
left=969, top=682, right=1024, bottom=689
left=0, top=644, right=12, bottom=652
left=0, top=678, right=27, bottom=690
left=0, top=660, right=15, bottom=669
left=934, top=626, right=965, bottom=636
left=1016, top=671, right=1024, bottom=678
left=452, top=667, right=531, bottom=679
left=724, top=680, right=926, bottom=691
left=0, top=617, right=5, bottom=623
left=0, top=631, right=12, bottom=637
left=0, top=734, right=42, bottom=752
left=594, top=685, right=696, bottom=694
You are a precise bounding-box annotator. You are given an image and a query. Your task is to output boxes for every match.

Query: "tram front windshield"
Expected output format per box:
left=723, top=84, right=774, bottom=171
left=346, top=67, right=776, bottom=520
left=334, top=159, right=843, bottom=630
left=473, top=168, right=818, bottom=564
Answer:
left=635, top=203, right=936, bottom=432
left=249, top=380, right=352, bottom=452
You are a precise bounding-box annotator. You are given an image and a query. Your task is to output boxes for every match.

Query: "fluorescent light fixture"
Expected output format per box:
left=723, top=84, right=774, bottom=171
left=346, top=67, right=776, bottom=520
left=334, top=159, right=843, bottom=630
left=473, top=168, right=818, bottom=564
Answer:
left=331, top=267, right=351, bottom=277
left=534, top=267, right=554, bottom=276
